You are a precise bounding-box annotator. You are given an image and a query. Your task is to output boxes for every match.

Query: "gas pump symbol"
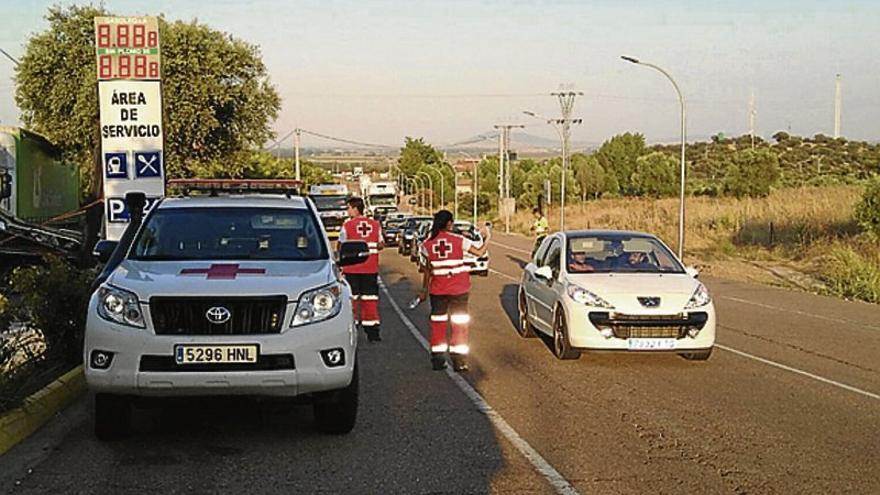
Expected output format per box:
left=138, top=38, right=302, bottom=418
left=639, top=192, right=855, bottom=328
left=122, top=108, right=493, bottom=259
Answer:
left=104, top=152, right=128, bottom=179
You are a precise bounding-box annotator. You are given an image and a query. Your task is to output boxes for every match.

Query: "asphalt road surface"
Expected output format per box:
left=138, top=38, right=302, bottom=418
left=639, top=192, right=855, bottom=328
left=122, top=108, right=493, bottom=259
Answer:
left=2, top=231, right=878, bottom=494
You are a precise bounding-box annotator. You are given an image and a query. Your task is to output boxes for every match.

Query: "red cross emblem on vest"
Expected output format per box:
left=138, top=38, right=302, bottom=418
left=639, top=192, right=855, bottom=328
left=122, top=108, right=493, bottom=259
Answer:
left=432, top=239, right=452, bottom=259
left=179, top=264, right=266, bottom=280
left=356, top=221, right=372, bottom=238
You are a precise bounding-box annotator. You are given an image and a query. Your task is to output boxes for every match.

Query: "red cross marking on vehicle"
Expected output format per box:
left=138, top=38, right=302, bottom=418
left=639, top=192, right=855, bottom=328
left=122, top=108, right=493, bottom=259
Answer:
left=356, top=221, right=373, bottom=237
left=179, top=264, right=266, bottom=280
left=433, top=239, right=452, bottom=259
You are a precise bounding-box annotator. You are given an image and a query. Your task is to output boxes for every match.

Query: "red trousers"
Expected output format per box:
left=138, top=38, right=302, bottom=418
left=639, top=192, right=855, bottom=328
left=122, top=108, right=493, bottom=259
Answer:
left=429, top=293, right=469, bottom=355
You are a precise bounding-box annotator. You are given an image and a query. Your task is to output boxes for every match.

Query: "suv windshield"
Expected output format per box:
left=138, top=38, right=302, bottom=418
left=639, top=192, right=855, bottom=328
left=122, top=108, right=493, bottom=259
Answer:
left=566, top=234, right=683, bottom=274
left=311, top=196, right=347, bottom=210
left=131, top=207, right=328, bottom=261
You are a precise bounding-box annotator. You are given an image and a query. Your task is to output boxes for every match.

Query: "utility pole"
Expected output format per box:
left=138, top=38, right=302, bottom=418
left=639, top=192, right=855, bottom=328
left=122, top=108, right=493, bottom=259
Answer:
left=551, top=91, right=583, bottom=231
left=833, top=74, right=842, bottom=139
left=294, top=128, right=302, bottom=181
left=494, top=124, right=524, bottom=233
left=748, top=89, right=756, bottom=149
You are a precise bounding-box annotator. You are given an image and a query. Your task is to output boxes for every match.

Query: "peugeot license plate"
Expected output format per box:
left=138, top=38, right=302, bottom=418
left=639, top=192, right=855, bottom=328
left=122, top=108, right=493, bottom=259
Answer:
left=175, top=344, right=258, bottom=364
left=627, top=338, right=676, bottom=351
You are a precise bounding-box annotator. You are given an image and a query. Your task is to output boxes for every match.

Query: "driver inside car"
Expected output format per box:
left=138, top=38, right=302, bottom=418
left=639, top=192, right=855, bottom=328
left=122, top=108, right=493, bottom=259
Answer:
left=568, top=250, right=594, bottom=272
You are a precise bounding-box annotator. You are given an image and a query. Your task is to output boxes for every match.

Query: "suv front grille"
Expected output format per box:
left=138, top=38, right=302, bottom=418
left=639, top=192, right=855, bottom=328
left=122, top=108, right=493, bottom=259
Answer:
left=588, top=312, right=709, bottom=339
left=150, top=296, right=287, bottom=335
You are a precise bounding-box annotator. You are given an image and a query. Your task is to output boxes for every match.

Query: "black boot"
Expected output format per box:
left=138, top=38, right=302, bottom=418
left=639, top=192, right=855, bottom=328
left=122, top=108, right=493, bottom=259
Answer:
left=451, top=354, right=469, bottom=372
left=365, top=326, right=382, bottom=342
left=430, top=353, right=447, bottom=371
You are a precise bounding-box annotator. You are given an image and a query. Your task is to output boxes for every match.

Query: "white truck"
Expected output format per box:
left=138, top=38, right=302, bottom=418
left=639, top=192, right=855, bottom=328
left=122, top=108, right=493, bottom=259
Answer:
left=308, top=183, right=350, bottom=240
left=366, top=181, right=398, bottom=221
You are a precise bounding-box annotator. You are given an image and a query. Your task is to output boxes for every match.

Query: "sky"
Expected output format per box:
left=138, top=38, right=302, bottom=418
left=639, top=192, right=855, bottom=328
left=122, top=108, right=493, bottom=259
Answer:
left=1, top=0, right=879, bottom=148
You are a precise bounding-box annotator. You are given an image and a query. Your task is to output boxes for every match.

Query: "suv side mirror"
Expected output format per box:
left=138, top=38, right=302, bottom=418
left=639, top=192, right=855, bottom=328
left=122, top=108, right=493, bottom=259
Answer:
left=338, top=241, right=370, bottom=267
left=685, top=266, right=700, bottom=279
left=534, top=265, right=553, bottom=280
left=93, top=240, right=119, bottom=263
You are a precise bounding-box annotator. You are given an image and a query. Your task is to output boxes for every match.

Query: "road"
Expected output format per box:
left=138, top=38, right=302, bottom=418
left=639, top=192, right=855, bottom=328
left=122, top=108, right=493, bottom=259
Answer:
left=2, top=231, right=878, bottom=494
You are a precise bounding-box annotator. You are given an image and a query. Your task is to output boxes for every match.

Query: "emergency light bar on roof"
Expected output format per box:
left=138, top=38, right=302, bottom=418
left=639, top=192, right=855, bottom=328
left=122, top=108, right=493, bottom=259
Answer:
left=167, top=179, right=303, bottom=196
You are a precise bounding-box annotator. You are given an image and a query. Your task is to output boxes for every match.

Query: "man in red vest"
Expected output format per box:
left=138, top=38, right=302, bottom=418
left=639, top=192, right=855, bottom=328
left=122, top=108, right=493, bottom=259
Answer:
left=418, top=210, right=490, bottom=371
left=339, top=197, right=384, bottom=342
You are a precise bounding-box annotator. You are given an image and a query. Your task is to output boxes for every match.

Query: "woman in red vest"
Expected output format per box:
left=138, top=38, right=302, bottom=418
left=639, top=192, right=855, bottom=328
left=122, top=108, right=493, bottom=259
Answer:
left=418, top=210, right=490, bottom=371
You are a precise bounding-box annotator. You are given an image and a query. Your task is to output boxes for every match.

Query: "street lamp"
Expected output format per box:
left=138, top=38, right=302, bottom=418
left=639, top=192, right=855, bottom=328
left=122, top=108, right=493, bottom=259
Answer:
left=440, top=161, right=459, bottom=219
left=411, top=175, right=425, bottom=212
left=422, top=167, right=444, bottom=210
left=621, top=55, right=687, bottom=260
left=415, top=171, right=434, bottom=213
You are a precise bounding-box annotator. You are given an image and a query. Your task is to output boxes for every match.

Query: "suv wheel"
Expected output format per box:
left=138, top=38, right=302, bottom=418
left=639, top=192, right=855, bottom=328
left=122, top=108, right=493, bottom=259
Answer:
left=95, top=393, right=131, bottom=440
left=313, top=363, right=359, bottom=434
left=552, top=311, right=580, bottom=360
left=681, top=347, right=713, bottom=361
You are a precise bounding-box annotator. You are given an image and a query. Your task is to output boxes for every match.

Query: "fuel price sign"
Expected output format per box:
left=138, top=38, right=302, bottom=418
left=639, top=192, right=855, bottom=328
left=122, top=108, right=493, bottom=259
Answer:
left=94, top=16, right=161, bottom=81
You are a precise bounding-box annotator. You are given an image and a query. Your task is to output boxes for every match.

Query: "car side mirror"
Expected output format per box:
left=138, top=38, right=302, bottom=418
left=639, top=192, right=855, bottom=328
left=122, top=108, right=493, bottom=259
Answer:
left=93, top=240, right=119, bottom=264
left=685, top=266, right=700, bottom=279
left=534, top=265, right=553, bottom=280
left=338, top=241, right=370, bottom=267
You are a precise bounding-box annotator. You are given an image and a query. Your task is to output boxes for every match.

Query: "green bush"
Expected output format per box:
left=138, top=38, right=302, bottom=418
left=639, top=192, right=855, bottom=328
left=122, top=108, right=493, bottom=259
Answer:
left=723, top=148, right=781, bottom=197
left=820, top=245, right=880, bottom=304
left=631, top=152, right=678, bottom=197
left=854, top=177, right=880, bottom=236
left=1, top=256, right=95, bottom=365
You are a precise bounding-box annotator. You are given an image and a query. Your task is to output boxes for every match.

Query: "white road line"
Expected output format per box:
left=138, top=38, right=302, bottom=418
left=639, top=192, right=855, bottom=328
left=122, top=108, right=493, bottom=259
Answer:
left=716, top=344, right=880, bottom=401
left=483, top=269, right=880, bottom=403
left=490, top=240, right=534, bottom=256
left=378, top=277, right=580, bottom=495
left=489, top=268, right=520, bottom=282
left=721, top=296, right=880, bottom=331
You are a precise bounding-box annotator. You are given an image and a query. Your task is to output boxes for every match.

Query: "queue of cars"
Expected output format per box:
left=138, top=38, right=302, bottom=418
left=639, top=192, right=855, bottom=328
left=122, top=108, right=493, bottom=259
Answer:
left=83, top=189, right=714, bottom=440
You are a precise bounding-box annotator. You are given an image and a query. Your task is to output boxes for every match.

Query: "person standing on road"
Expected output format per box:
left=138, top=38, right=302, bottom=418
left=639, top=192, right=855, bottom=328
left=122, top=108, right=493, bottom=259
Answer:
left=530, top=207, right=549, bottom=258
left=418, top=210, right=491, bottom=371
left=339, top=197, right=384, bottom=342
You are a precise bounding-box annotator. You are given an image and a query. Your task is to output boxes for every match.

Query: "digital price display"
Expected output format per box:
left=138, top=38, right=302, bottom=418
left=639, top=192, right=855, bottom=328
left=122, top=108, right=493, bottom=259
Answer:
left=94, top=17, right=161, bottom=81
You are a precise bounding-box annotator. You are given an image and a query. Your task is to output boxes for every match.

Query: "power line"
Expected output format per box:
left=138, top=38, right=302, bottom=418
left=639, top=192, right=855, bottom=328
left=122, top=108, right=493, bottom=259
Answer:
left=298, top=128, right=396, bottom=149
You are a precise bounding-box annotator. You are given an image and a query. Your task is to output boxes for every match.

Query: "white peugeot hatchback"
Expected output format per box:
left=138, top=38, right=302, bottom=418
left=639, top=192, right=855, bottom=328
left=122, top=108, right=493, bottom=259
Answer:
left=85, top=181, right=369, bottom=439
left=518, top=230, right=715, bottom=361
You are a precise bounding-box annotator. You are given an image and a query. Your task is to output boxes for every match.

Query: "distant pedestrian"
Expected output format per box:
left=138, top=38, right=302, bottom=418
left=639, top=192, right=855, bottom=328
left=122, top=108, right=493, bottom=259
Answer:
left=418, top=210, right=491, bottom=371
left=530, top=207, right=549, bottom=257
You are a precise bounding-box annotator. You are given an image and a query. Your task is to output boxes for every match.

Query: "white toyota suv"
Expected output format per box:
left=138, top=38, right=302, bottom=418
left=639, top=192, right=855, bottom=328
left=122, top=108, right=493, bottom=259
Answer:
left=85, top=181, right=369, bottom=439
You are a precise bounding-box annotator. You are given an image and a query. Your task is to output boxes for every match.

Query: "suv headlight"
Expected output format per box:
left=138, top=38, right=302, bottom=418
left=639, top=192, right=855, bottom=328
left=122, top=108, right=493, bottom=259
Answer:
left=96, top=286, right=145, bottom=328
left=291, top=283, right=343, bottom=327
left=684, top=283, right=712, bottom=309
left=567, top=284, right=614, bottom=309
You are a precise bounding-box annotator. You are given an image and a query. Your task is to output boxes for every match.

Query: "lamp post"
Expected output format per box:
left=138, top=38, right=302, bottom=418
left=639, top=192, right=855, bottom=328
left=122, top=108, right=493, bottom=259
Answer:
left=423, top=168, right=444, bottom=210
left=416, top=171, right=434, bottom=213
left=440, top=162, right=458, bottom=219
left=411, top=175, right=425, bottom=212
left=621, top=55, right=687, bottom=259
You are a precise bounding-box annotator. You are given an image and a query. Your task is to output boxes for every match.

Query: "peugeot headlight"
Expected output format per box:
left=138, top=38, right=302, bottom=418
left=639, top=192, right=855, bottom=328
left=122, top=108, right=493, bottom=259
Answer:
left=684, top=283, right=712, bottom=309
left=291, top=283, right=343, bottom=327
left=97, top=286, right=145, bottom=328
left=567, top=284, right=614, bottom=309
